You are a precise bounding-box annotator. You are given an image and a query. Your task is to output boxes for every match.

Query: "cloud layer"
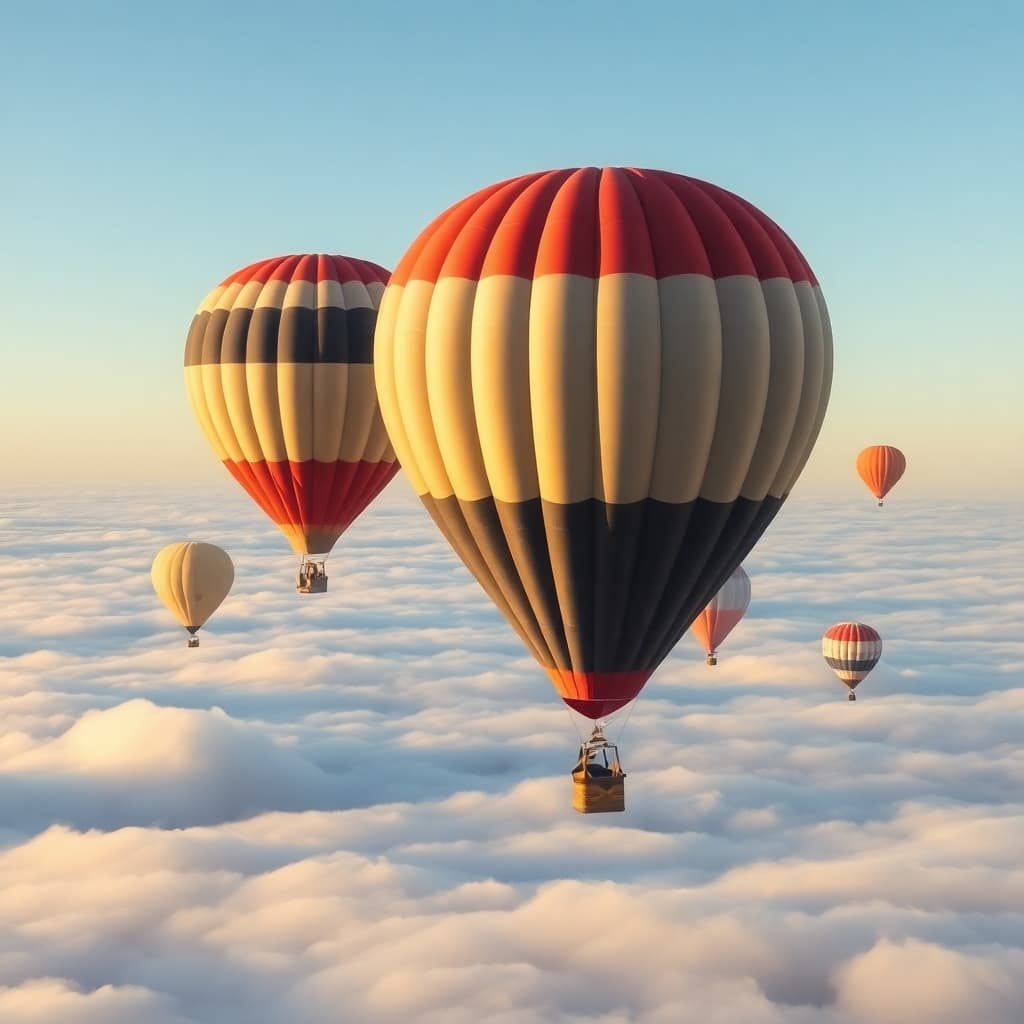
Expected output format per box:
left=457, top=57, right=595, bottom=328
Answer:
left=0, top=484, right=1021, bottom=1022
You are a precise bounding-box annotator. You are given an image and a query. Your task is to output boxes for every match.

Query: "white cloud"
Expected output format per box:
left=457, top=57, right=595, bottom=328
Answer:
left=0, top=492, right=1021, bottom=1021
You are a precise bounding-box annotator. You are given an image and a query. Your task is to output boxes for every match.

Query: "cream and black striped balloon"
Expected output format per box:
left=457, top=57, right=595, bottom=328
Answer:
left=185, top=254, right=400, bottom=557
left=375, top=167, right=833, bottom=719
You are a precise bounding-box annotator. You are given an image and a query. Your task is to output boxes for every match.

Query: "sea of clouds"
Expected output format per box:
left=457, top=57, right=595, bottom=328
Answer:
left=0, top=481, right=1021, bottom=1023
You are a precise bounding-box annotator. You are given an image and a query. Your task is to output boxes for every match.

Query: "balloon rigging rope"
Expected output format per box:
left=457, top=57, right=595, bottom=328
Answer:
left=562, top=701, right=585, bottom=747
left=614, top=694, right=640, bottom=749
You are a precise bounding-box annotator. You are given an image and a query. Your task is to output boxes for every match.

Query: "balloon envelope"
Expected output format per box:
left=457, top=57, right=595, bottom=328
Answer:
left=185, top=254, right=400, bottom=556
left=856, top=445, right=906, bottom=503
left=151, top=542, right=234, bottom=634
left=692, top=565, right=751, bottom=662
left=822, top=621, right=882, bottom=692
left=375, top=167, right=833, bottom=718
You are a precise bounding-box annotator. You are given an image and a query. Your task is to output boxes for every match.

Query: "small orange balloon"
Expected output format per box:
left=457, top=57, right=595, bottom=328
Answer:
left=856, top=445, right=906, bottom=506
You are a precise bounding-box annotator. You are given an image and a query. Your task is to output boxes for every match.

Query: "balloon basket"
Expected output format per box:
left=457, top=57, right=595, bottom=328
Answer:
left=571, top=726, right=626, bottom=814
left=848, top=691, right=857, bottom=701
left=297, top=559, right=328, bottom=594
left=187, top=636, right=199, bottom=648
left=572, top=774, right=625, bottom=813
left=706, top=653, right=717, bottom=666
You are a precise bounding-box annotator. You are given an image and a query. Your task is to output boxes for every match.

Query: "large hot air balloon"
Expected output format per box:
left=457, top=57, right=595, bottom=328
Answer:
left=822, top=622, right=882, bottom=700
left=151, top=542, right=234, bottom=647
left=856, top=445, right=906, bottom=507
left=692, top=564, right=751, bottom=665
left=184, top=254, right=400, bottom=592
left=374, top=167, right=833, bottom=810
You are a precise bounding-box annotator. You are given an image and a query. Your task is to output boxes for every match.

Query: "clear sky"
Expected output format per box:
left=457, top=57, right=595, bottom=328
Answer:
left=3, top=0, right=1022, bottom=497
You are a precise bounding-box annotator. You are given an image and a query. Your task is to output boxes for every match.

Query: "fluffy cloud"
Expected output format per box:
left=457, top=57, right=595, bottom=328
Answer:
left=0, top=487, right=1021, bottom=1022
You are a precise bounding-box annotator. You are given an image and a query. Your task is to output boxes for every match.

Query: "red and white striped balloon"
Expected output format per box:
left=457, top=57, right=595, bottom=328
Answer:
left=822, top=622, right=882, bottom=700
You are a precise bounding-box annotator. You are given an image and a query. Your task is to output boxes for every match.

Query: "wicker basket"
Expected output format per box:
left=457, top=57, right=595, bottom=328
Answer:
left=572, top=772, right=625, bottom=814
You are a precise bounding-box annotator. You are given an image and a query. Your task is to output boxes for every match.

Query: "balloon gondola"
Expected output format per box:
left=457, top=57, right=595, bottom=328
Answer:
left=374, top=167, right=834, bottom=811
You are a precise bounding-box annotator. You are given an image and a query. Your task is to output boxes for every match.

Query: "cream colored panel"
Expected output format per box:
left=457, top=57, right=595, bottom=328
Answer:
left=277, top=362, right=314, bottom=463
left=771, top=283, right=833, bottom=496
left=365, top=280, right=386, bottom=305
left=202, top=364, right=246, bottom=463
left=594, top=273, right=662, bottom=505
left=152, top=543, right=187, bottom=626
left=243, top=363, right=288, bottom=462
left=310, top=363, right=349, bottom=462
left=374, top=284, right=428, bottom=493
left=738, top=278, right=806, bottom=501
left=281, top=278, right=316, bottom=310
left=649, top=274, right=722, bottom=504
left=333, top=278, right=377, bottom=309
left=185, top=543, right=233, bottom=627
left=353, top=370, right=396, bottom=464
left=470, top=276, right=537, bottom=503
left=337, top=363, right=377, bottom=463
left=699, top=277, right=771, bottom=503
left=253, top=279, right=289, bottom=309
left=530, top=274, right=596, bottom=505
left=223, top=279, right=263, bottom=312
left=184, top=366, right=228, bottom=460
left=415, top=277, right=478, bottom=499
left=394, top=280, right=454, bottom=497
left=198, top=283, right=229, bottom=315
left=180, top=542, right=234, bottom=627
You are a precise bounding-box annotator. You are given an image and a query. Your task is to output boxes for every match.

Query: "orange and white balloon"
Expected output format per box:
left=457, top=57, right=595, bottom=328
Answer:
left=692, top=565, right=751, bottom=665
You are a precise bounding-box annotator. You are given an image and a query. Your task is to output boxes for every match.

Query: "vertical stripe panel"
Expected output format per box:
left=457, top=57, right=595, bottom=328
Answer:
left=425, top=278, right=490, bottom=498
left=202, top=364, right=247, bottom=463
left=739, top=279, right=806, bottom=499
left=594, top=273, right=662, bottom=504
left=397, top=280, right=456, bottom=498
left=529, top=274, right=597, bottom=504
left=649, top=275, right=722, bottom=503
left=700, top=277, right=772, bottom=502
left=374, top=284, right=428, bottom=493
left=336, top=364, right=376, bottom=464
left=312, top=364, right=349, bottom=462
left=472, top=276, right=538, bottom=502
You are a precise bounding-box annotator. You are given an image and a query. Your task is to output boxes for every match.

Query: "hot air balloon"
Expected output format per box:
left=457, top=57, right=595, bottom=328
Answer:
left=184, top=254, right=400, bottom=592
left=151, top=542, right=234, bottom=647
left=374, top=167, right=833, bottom=811
left=692, top=565, right=751, bottom=665
left=856, top=445, right=906, bottom=507
left=822, top=622, right=882, bottom=700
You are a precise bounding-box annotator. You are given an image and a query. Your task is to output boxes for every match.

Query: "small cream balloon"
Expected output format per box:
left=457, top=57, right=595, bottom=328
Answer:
left=151, top=542, right=234, bottom=647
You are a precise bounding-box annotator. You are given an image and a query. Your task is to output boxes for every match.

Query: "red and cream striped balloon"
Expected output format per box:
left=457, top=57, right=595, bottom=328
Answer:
left=822, top=622, right=882, bottom=700
left=375, top=168, right=833, bottom=719
left=856, top=445, right=906, bottom=506
left=185, top=254, right=400, bottom=558
left=692, top=565, right=751, bottom=665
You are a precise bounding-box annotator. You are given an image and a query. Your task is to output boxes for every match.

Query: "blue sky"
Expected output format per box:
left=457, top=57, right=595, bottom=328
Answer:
left=3, top=0, right=1022, bottom=494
